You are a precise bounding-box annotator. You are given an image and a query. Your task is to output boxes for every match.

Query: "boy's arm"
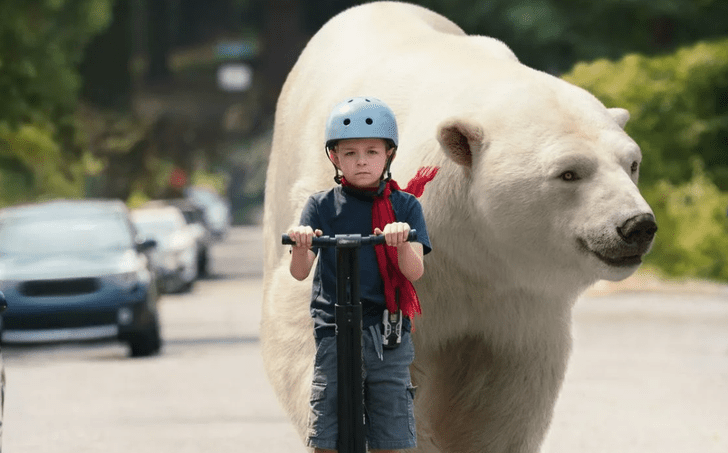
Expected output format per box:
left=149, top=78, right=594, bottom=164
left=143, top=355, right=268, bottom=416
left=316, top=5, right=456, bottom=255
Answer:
left=288, top=226, right=322, bottom=281
left=397, top=241, right=424, bottom=282
left=290, top=248, right=317, bottom=281
left=375, top=222, right=425, bottom=282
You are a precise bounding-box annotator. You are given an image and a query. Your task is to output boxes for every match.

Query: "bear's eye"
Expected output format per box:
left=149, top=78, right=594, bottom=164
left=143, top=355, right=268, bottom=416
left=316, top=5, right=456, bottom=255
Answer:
left=630, top=161, right=639, bottom=174
left=560, top=171, right=578, bottom=182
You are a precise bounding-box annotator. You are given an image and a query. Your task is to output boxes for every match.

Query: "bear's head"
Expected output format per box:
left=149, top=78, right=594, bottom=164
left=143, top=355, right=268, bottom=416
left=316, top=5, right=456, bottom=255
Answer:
left=433, top=76, right=657, bottom=293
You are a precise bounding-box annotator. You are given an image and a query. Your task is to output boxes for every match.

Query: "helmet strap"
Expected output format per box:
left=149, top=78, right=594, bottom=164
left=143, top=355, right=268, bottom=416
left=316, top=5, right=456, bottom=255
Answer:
left=382, top=147, right=396, bottom=181
left=326, top=145, right=343, bottom=184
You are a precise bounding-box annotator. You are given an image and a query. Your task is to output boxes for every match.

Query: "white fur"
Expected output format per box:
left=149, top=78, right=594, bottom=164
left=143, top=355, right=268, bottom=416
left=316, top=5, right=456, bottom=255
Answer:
left=261, top=2, right=654, bottom=452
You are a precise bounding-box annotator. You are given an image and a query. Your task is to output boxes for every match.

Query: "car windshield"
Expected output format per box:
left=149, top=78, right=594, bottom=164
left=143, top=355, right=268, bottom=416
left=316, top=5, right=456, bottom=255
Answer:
left=0, top=214, right=134, bottom=255
left=133, top=217, right=180, bottom=238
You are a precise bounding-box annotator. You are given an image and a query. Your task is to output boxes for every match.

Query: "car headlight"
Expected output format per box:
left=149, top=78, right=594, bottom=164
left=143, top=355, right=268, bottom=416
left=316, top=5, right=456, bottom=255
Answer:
left=113, top=271, right=137, bottom=288
left=111, top=268, right=151, bottom=289
left=113, top=251, right=151, bottom=288
left=110, top=270, right=144, bottom=289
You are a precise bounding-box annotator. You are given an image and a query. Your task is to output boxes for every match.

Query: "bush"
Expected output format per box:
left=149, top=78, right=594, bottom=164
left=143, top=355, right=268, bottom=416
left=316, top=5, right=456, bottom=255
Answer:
left=0, top=122, right=86, bottom=206
left=643, top=162, right=728, bottom=281
left=562, top=38, right=728, bottom=189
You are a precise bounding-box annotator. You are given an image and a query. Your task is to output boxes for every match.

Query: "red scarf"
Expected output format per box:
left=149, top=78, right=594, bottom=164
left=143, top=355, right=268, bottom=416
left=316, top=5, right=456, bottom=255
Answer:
left=342, top=166, right=439, bottom=319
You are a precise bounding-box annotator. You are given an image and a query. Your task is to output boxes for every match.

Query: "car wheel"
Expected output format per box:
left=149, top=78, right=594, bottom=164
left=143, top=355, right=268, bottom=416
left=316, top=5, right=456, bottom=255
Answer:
left=183, top=280, right=194, bottom=293
left=197, top=248, right=209, bottom=277
left=128, top=318, right=162, bottom=358
left=175, top=279, right=194, bottom=294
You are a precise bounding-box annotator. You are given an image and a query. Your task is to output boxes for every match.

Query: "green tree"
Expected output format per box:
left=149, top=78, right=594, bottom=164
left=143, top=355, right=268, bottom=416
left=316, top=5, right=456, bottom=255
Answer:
left=0, top=0, right=115, bottom=205
left=80, top=0, right=132, bottom=109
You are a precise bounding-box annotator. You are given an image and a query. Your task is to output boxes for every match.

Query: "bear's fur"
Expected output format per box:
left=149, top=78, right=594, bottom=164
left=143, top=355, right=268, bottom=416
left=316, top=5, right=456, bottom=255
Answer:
left=261, top=2, right=656, bottom=452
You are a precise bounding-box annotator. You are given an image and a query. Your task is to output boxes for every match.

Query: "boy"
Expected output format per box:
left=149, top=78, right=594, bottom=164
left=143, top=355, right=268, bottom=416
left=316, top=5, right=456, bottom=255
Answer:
left=287, top=97, right=436, bottom=453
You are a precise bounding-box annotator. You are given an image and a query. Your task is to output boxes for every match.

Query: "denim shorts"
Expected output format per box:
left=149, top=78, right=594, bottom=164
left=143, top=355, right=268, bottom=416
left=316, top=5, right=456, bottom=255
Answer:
left=305, top=326, right=417, bottom=451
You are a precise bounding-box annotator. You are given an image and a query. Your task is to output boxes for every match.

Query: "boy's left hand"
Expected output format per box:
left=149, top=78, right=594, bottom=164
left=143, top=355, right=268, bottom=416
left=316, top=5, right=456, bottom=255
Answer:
left=374, top=222, right=411, bottom=247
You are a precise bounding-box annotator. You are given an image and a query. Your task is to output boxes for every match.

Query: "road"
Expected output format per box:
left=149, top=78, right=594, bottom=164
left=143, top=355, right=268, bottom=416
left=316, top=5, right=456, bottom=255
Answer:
left=2, top=225, right=727, bottom=453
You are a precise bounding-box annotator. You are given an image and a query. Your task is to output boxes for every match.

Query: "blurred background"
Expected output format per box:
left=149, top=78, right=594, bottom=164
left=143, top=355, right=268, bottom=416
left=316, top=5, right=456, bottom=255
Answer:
left=0, top=0, right=727, bottom=283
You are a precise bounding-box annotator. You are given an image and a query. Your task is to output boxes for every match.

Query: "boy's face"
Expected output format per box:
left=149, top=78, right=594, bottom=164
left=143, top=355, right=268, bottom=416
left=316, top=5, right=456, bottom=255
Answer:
left=330, top=138, right=393, bottom=188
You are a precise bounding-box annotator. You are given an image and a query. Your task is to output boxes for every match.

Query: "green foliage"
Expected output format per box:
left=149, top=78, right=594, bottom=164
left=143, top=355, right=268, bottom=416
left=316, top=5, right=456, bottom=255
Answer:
left=0, top=0, right=114, bottom=128
left=0, top=122, right=87, bottom=205
left=562, top=39, right=728, bottom=281
left=191, top=171, right=228, bottom=197
left=126, top=188, right=151, bottom=210
left=562, top=38, right=728, bottom=189
left=0, top=0, right=116, bottom=206
left=642, top=162, right=728, bottom=281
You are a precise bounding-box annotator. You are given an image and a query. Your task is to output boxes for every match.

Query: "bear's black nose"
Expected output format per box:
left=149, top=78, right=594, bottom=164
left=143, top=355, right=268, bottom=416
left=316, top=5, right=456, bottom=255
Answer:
left=618, top=213, right=658, bottom=246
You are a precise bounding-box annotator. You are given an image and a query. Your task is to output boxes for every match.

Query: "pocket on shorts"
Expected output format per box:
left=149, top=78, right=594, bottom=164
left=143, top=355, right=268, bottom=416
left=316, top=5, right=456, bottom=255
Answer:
left=308, top=382, right=327, bottom=437
left=311, top=383, right=327, bottom=404
left=314, top=335, right=335, bottom=364
left=407, top=384, right=418, bottom=436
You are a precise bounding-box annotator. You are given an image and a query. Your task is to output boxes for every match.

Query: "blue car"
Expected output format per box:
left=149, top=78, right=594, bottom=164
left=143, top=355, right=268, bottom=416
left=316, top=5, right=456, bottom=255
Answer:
left=0, top=200, right=162, bottom=357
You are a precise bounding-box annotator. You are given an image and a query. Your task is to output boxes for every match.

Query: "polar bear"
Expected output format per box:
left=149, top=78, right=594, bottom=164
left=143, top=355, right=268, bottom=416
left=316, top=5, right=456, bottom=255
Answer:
left=261, top=2, right=657, bottom=452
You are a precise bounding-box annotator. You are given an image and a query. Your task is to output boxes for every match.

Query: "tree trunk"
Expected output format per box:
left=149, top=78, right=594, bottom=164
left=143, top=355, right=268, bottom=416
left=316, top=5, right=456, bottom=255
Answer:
left=260, top=0, right=306, bottom=117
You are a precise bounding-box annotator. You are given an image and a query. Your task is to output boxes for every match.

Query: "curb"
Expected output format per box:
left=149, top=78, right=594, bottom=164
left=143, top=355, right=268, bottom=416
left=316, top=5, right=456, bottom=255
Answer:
left=585, top=272, right=728, bottom=297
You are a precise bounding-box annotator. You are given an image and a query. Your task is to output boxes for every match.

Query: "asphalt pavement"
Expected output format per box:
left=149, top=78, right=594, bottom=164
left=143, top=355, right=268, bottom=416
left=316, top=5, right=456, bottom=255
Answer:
left=544, top=290, right=728, bottom=453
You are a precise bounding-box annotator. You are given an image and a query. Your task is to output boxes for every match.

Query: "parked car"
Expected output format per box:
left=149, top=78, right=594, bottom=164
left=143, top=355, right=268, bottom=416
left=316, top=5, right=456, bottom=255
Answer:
left=131, top=206, right=198, bottom=293
left=163, top=199, right=212, bottom=276
left=184, top=186, right=231, bottom=241
left=0, top=200, right=161, bottom=357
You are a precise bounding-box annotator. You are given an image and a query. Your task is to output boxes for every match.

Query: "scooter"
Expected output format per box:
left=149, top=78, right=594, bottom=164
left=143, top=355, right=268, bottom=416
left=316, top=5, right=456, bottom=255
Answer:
left=282, top=230, right=417, bottom=453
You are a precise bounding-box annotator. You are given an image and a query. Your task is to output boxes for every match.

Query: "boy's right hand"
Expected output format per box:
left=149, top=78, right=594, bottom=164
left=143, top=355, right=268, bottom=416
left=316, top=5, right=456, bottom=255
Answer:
left=287, top=226, right=322, bottom=250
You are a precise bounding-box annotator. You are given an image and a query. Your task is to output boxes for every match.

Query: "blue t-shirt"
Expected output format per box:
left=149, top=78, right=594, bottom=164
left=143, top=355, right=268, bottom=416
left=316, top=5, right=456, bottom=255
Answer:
left=299, top=185, right=432, bottom=338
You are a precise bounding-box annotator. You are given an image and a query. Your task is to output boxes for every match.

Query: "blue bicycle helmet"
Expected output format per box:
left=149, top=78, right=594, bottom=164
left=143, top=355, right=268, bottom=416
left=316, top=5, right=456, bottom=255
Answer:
left=325, top=97, right=398, bottom=183
left=325, top=97, right=398, bottom=150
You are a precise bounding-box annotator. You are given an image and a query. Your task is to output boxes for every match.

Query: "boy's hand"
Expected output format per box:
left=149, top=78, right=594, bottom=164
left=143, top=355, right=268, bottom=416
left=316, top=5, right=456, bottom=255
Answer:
left=375, top=222, right=424, bottom=282
left=287, top=225, right=322, bottom=250
left=374, top=222, right=411, bottom=247
left=288, top=226, right=321, bottom=281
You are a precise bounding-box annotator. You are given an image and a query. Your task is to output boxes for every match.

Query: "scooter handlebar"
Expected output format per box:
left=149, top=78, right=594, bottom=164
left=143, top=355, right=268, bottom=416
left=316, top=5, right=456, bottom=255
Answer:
left=282, top=230, right=417, bottom=247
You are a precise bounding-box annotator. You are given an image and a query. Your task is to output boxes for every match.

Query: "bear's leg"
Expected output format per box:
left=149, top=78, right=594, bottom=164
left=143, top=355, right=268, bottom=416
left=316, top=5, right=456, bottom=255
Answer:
left=414, top=335, right=568, bottom=453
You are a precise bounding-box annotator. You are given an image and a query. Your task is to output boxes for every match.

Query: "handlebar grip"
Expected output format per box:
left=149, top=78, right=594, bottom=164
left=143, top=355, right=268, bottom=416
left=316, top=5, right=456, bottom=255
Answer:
left=359, top=229, right=418, bottom=246
left=362, top=229, right=417, bottom=244
left=408, top=229, right=418, bottom=242
left=282, top=234, right=335, bottom=246
left=282, top=234, right=337, bottom=247
left=282, top=229, right=417, bottom=247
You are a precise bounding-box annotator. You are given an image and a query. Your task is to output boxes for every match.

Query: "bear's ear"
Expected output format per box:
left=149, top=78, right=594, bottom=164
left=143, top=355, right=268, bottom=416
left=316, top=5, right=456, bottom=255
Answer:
left=608, top=108, right=630, bottom=129
left=437, top=119, right=486, bottom=168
